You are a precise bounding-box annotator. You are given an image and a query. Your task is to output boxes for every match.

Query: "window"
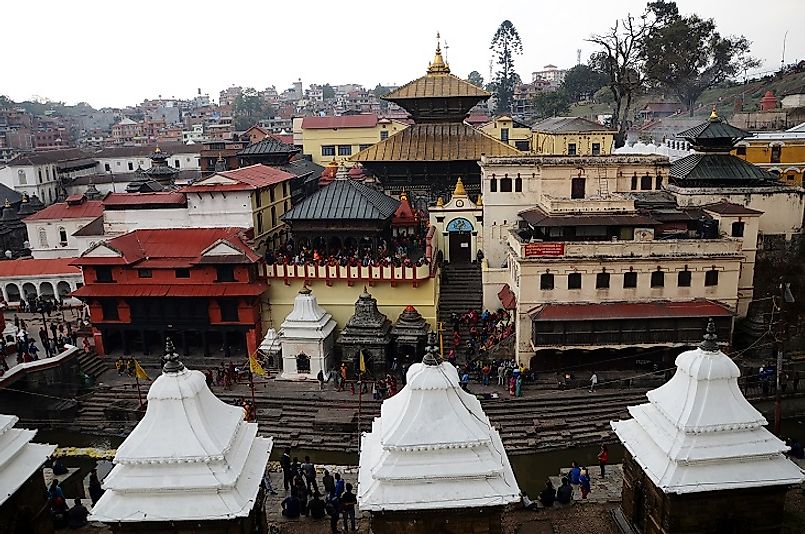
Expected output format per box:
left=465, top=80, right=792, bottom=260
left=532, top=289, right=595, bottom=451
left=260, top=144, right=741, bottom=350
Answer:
left=17, top=170, right=26, bottom=185
left=138, top=269, right=152, bottom=278
left=651, top=269, right=665, bottom=288
left=337, top=145, right=352, bottom=156
left=540, top=273, right=554, bottom=290
left=678, top=269, right=692, bottom=287
left=571, top=177, right=585, bottom=199
left=38, top=227, right=48, bottom=248
left=623, top=271, right=637, bottom=288
left=514, top=176, right=523, bottom=192
left=736, top=146, right=747, bottom=156
left=38, top=169, right=42, bottom=183
left=596, top=271, right=610, bottom=289
left=592, top=143, right=601, bottom=156
left=490, top=177, right=498, bottom=192
left=567, top=143, right=577, bottom=156
left=104, top=163, right=111, bottom=172
left=174, top=159, right=180, bottom=168
left=100, top=299, right=119, bottom=320
left=515, top=140, right=530, bottom=151
left=95, top=266, right=114, bottom=283
left=257, top=212, right=264, bottom=233
left=641, top=174, right=652, bottom=190
left=271, top=206, right=276, bottom=227
left=321, top=145, right=336, bottom=156
left=380, top=130, right=389, bottom=140
left=175, top=268, right=190, bottom=278
left=631, top=174, right=638, bottom=190
left=215, top=265, right=236, bottom=282
left=731, top=221, right=745, bottom=237
left=58, top=227, right=68, bottom=245
left=568, top=272, right=582, bottom=290
left=500, top=175, right=513, bottom=192
left=705, top=269, right=719, bottom=286
left=282, top=181, right=288, bottom=197
left=219, top=299, right=239, bottom=322
left=771, top=145, right=781, bottom=163
left=655, top=175, right=663, bottom=189
left=501, top=128, right=509, bottom=143
left=127, top=162, right=134, bottom=171
left=359, top=144, right=372, bottom=151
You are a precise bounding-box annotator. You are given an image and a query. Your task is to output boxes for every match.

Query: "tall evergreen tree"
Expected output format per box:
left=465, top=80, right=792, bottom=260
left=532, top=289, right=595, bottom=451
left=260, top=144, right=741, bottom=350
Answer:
left=490, top=20, right=523, bottom=113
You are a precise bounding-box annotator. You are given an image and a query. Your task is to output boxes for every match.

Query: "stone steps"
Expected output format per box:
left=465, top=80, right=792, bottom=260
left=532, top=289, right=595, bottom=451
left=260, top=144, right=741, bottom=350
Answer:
left=77, top=351, right=112, bottom=379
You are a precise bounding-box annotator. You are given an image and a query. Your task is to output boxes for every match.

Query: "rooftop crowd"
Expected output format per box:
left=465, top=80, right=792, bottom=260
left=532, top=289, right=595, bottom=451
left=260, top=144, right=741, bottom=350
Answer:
left=264, top=234, right=430, bottom=268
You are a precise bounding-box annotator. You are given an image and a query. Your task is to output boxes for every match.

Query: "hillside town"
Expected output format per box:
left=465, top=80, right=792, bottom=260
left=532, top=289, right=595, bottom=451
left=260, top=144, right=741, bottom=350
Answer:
left=2, top=1, right=805, bottom=533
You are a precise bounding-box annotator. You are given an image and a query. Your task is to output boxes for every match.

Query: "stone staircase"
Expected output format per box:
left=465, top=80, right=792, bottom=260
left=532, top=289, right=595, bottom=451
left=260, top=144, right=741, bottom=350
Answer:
left=438, top=263, right=483, bottom=362
left=77, top=351, right=112, bottom=380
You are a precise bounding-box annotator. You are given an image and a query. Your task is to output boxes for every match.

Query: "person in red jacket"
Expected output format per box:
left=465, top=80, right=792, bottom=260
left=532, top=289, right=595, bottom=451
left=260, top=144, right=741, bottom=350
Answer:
left=597, top=444, right=609, bottom=477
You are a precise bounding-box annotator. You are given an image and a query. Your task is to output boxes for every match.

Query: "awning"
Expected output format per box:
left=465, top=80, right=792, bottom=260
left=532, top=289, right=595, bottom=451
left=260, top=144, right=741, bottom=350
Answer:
left=531, top=299, right=733, bottom=321
left=497, top=284, right=517, bottom=310
left=72, top=283, right=267, bottom=298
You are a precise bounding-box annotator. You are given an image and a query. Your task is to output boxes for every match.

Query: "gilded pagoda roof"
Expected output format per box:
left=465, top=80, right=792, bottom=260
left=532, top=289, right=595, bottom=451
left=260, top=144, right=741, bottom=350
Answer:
left=385, top=73, right=490, bottom=101
left=351, top=123, right=521, bottom=163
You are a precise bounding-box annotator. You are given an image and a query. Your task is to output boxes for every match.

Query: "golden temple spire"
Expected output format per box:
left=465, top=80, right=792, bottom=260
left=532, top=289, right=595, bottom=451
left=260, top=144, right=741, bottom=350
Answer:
left=453, top=177, right=467, bottom=197
left=709, top=105, right=719, bottom=122
left=427, top=31, right=451, bottom=75
left=436, top=196, right=444, bottom=207
left=476, top=194, right=483, bottom=206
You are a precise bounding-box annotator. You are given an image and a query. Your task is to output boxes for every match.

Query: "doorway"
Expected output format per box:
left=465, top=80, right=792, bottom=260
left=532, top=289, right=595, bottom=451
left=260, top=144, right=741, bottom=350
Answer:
left=449, top=233, right=471, bottom=264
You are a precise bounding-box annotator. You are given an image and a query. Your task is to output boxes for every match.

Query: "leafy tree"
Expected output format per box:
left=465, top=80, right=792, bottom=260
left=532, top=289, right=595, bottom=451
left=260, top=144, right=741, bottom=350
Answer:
left=467, top=71, right=485, bottom=88
left=322, top=84, right=335, bottom=100
left=490, top=20, right=523, bottom=113
left=562, top=64, right=609, bottom=102
left=532, top=90, right=571, bottom=118
left=642, top=4, right=760, bottom=116
left=0, top=95, right=14, bottom=109
left=233, top=87, right=267, bottom=130
left=373, top=84, right=386, bottom=98
left=588, top=3, right=673, bottom=147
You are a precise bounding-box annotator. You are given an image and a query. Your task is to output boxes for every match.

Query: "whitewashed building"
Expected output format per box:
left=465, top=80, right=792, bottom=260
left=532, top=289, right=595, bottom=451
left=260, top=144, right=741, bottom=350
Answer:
left=278, top=287, right=337, bottom=380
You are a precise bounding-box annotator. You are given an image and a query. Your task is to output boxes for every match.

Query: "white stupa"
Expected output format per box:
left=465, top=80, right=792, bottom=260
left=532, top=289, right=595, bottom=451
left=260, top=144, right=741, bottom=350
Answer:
left=358, top=336, right=520, bottom=511
left=611, top=320, right=804, bottom=494
left=279, top=286, right=337, bottom=380
left=0, top=414, right=56, bottom=507
left=258, top=327, right=282, bottom=367
left=90, top=340, right=272, bottom=524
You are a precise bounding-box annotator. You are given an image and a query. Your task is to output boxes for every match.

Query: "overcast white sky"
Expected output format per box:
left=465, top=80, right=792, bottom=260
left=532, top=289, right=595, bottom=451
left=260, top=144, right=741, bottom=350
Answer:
left=3, top=0, right=803, bottom=108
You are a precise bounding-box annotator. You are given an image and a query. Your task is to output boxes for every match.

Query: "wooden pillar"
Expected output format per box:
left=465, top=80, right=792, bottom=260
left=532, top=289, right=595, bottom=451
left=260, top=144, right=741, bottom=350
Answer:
left=141, top=330, right=149, bottom=355
left=121, top=330, right=130, bottom=354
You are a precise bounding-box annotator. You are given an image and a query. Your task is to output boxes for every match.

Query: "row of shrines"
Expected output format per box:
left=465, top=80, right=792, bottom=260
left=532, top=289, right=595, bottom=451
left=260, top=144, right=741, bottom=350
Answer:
left=2, top=323, right=803, bottom=533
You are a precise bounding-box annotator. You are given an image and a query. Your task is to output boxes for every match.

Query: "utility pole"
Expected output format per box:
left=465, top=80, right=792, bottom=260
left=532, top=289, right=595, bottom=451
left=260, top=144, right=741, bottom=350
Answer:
left=773, top=278, right=795, bottom=435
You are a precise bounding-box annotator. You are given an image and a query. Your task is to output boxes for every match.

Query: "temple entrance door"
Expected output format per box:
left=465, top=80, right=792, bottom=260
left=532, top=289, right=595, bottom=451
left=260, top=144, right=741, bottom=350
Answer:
left=449, top=233, right=471, bottom=264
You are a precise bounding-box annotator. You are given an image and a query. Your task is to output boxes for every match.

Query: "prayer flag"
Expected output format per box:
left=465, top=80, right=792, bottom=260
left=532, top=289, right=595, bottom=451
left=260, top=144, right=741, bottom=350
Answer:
left=134, top=360, right=150, bottom=381
left=249, top=353, right=266, bottom=377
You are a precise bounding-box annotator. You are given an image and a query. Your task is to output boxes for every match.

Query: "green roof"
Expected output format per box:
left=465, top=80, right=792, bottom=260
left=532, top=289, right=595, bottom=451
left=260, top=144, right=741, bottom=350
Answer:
left=677, top=118, right=749, bottom=142
left=669, top=154, right=778, bottom=185
left=282, top=179, right=400, bottom=221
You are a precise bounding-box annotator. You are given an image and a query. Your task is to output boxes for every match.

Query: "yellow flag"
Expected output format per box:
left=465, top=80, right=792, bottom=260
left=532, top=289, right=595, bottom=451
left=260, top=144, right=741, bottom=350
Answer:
left=359, top=350, right=367, bottom=374
left=134, top=360, right=150, bottom=381
left=249, top=353, right=266, bottom=377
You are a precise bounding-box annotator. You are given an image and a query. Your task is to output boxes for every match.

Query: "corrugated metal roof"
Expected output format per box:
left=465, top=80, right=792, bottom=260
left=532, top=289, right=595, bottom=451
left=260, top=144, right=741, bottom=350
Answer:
left=181, top=164, right=295, bottom=193
left=702, top=201, right=764, bottom=216
left=532, top=116, right=615, bottom=133
left=283, top=179, right=400, bottom=221
left=384, top=74, right=489, bottom=100
left=351, top=123, right=520, bottom=162
left=7, top=148, right=93, bottom=167
left=237, top=138, right=299, bottom=156
left=670, top=154, right=777, bottom=183
left=533, top=300, right=733, bottom=321
left=72, top=283, right=266, bottom=298
left=519, top=207, right=659, bottom=227
left=24, top=200, right=104, bottom=221
left=0, top=258, right=81, bottom=278
left=102, top=192, right=187, bottom=208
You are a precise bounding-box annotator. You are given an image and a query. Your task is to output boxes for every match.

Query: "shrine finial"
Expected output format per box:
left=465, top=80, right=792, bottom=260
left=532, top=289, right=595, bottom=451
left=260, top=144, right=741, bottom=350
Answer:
left=427, top=32, right=450, bottom=75
left=699, top=318, right=719, bottom=352
left=162, top=336, right=185, bottom=373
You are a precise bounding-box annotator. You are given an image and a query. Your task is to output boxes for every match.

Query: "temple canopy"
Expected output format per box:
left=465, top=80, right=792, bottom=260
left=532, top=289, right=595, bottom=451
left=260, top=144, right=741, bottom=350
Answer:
left=90, top=339, right=272, bottom=523
left=0, top=414, right=56, bottom=507
left=358, top=335, right=520, bottom=511
left=611, top=320, right=804, bottom=494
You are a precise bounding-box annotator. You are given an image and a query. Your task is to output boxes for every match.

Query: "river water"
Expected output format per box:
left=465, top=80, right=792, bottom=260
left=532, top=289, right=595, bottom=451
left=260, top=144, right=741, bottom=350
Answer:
left=37, top=417, right=805, bottom=497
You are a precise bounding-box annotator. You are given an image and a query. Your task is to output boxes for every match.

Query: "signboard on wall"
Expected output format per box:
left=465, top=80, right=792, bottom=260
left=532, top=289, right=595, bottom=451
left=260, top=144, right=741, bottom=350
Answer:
left=524, top=242, right=565, bottom=257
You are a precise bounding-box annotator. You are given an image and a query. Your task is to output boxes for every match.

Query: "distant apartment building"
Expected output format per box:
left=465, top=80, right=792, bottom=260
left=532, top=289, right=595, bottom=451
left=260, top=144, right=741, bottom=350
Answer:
left=532, top=64, right=567, bottom=85
left=111, top=118, right=143, bottom=143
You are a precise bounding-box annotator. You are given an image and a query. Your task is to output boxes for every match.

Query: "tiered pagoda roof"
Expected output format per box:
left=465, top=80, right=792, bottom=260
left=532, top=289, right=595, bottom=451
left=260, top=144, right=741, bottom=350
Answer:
left=337, top=289, right=392, bottom=347
left=0, top=414, right=56, bottom=507
left=357, top=336, right=520, bottom=511
left=90, top=343, right=273, bottom=523
left=280, top=287, right=337, bottom=341
left=389, top=305, right=430, bottom=346
left=611, top=320, right=803, bottom=494
left=283, top=174, right=400, bottom=222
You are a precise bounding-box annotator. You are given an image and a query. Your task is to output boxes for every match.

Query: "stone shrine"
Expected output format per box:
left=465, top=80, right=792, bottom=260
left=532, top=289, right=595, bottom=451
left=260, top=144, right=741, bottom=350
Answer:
left=337, top=288, right=392, bottom=378
left=278, top=287, right=337, bottom=380
left=257, top=327, right=282, bottom=371
left=390, top=304, right=430, bottom=368
left=358, top=335, right=520, bottom=533
left=611, top=320, right=804, bottom=533
left=90, top=340, right=273, bottom=533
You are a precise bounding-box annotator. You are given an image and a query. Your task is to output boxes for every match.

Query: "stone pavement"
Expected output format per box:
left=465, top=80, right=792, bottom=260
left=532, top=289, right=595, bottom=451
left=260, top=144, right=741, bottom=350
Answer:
left=548, top=464, right=623, bottom=504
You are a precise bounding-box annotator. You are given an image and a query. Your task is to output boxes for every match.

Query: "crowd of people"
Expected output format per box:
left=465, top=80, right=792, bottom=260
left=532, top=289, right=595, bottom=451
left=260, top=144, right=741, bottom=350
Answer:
left=524, top=445, right=610, bottom=510
left=277, top=448, right=357, bottom=533
left=264, top=235, right=430, bottom=269
left=447, top=308, right=515, bottom=365
left=0, top=315, right=87, bottom=377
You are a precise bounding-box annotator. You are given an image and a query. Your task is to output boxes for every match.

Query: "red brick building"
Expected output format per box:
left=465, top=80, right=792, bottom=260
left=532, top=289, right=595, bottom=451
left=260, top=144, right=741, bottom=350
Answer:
left=72, top=227, right=266, bottom=358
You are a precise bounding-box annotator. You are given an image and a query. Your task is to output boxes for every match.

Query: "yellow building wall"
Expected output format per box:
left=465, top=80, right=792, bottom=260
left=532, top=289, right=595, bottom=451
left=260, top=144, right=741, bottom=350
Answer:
left=533, top=132, right=615, bottom=156
left=480, top=117, right=532, bottom=151
left=302, top=120, right=409, bottom=165
left=733, top=142, right=805, bottom=186
left=252, top=181, right=292, bottom=252
left=263, top=277, right=440, bottom=337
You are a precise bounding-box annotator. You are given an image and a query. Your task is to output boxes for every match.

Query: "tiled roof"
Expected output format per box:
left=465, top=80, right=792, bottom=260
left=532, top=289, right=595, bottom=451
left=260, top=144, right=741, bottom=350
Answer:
left=533, top=300, right=733, bottom=321
left=283, top=180, right=400, bottom=221
left=237, top=138, right=299, bottom=157
left=94, top=143, right=198, bottom=158
left=0, top=258, right=81, bottom=278
left=72, top=283, right=266, bottom=298
left=392, top=193, right=418, bottom=226
left=23, top=199, right=104, bottom=221
left=384, top=74, right=490, bottom=100
left=102, top=192, right=187, bottom=209
left=7, top=148, right=93, bottom=166
left=351, top=123, right=521, bottom=162
left=702, top=201, right=764, bottom=216
left=74, top=227, right=258, bottom=267
left=532, top=116, right=615, bottom=133
left=182, top=164, right=295, bottom=193
left=301, top=114, right=378, bottom=129
left=669, top=154, right=778, bottom=184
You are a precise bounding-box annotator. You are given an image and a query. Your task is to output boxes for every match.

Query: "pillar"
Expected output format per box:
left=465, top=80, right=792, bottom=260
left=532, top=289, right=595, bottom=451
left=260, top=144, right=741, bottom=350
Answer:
left=93, top=328, right=105, bottom=356
left=202, top=331, right=209, bottom=358
left=246, top=328, right=258, bottom=357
